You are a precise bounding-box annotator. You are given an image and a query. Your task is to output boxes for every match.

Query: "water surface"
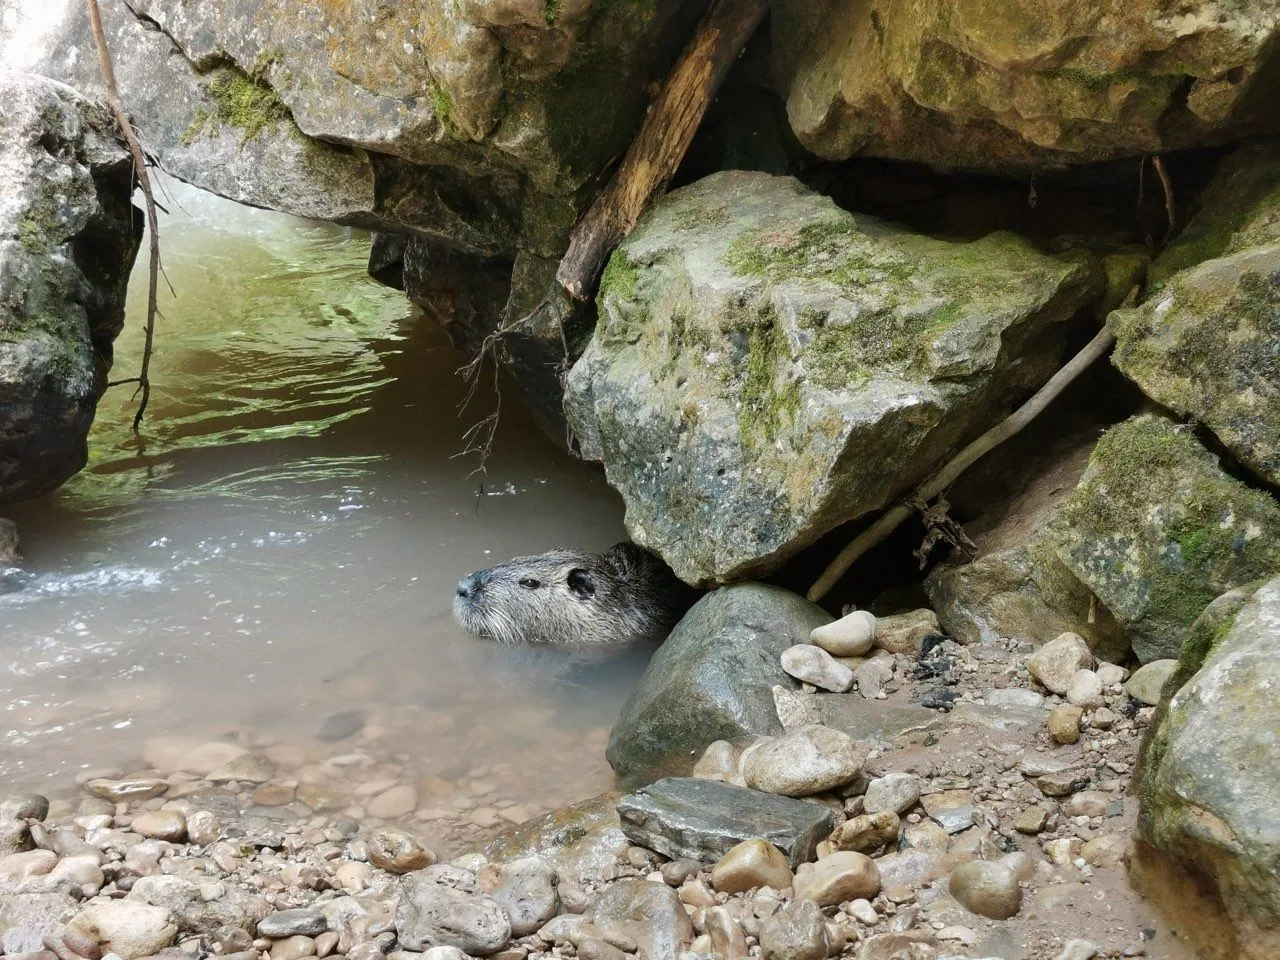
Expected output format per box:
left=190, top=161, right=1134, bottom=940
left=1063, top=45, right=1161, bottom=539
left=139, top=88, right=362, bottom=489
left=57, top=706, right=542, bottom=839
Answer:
left=2, top=179, right=632, bottom=843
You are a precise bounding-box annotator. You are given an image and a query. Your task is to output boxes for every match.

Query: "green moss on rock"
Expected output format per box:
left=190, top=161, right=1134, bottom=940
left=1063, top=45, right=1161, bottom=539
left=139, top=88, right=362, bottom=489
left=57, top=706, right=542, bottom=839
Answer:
left=1048, top=415, right=1280, bottom=662
left=186, top=67, right=292, bottom=145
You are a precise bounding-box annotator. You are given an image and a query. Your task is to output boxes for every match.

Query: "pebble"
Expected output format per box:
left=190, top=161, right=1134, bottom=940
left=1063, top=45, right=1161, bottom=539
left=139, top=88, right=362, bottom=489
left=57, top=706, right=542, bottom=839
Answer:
left=269, top=936, right=317, bottom=960
left=872, top=609, right=938, bottom=655
left=361, top=828, right=427, bottom=874
left=259, top=910, right=328, bottom=938
left=1049, top=705, right=1083, bottom=744
left=1055, top=940, right=1100, bottom=960
left=929, top=804, right=979, bottom=835
left=1096, top=662, right=1129, bottom=686
left=863, top=773, right=920, bottom=815
left=1124, top=659, right=1178, bottom=705
left=67, top=900, right=177, bottom=960
left=985, top=688, right=1045, bottom=709
left=692, top=741, right=741, bottom=781
left=252, top=783, right=297, bottom=807
left=1027, top=633, right=1094, bottom=695
left=0, top=793, right=50, bottom=821
left=947, top=861, right=1022, bottom=919
left=1065, top=791, right=1112, bottom=819
left=829, top=811, right=899, bottom=854
left=318, top=711, right=366, bottom=741
left=810, top=610, right=877, bottom=657
left=853, top=657, right=894, bottom=699
left=780, top=645, right=854, bottom=693
left=741, top=725, right=867, bottom=797
left=83, top=779, right=168, bottom=804
left=847, top=898, right=879, bottom=925
left=1080, top=834, right=1127, bottom=868
left=1037, top=771, right=1090, bottom=797
left=704, top=906, right=748, bottom=959
left=129, top=811, right=187, bottom=842
left=209, top=753, right=276, bottom=784
left=1043, top=837, right=1083, bottom=865
left=367, top=785, right=419, bottom=820
left=1065, top=669, right=1104, bottom=708
left=423, top=950, right=468, bottom=960
left=185, top=810, right=221, bottom=846
left=759, top=899, right=831, bottom=960
left=296, top=783, right=346, bottom=812
left=710, top=839, right=794, bottom=893
left=793, top=851, right=881, bottom=906
left=478, top=856, right=560, bottom=936
left=1014, top=806, right=1051, bottom=834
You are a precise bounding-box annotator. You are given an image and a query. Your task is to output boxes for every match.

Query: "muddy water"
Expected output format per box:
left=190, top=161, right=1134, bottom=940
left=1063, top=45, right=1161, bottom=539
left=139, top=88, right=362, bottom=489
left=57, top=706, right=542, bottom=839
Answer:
left=1, top=179, right=634, bottom=847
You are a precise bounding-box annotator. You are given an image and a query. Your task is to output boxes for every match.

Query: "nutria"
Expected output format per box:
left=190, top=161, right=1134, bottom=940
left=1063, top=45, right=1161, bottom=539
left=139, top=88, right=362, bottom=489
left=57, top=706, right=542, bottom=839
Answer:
left=453, top=542, right=698, bottom=646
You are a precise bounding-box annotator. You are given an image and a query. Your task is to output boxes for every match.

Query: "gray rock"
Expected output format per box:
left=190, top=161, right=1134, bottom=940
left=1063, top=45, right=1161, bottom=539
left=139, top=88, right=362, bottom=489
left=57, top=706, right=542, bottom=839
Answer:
left=616, top=778, right=833, bottom=868
left=476, top=857, right=558, bottom=937
left=780, top=645, right=853, bottom=693
left=0, top=892, right=78, bottom=953
left=607, top=583, right=829, bottom=787
left=1026, top=633, right=1094, bottom=695
left=317, top=711, right=365, bottom=742
left=395, top=872, right=511, bottom=956
left=792, top=852, right=881, bottom=906
left=468, top=793, right=626, bottom=888
left=778, top=693, right=939, bottom=741
left=83, top=779, right=168, bottom=803
left=984, top=688, right=1045, bottom=710
left=710, top=839, right=794, bottom=893
left=929, top=805, right=980, bottom=835
left=1045, top=415, right=1280, bottom=662
left=862, top=774, right=921, bottom=816
left=0, top=519, right=16, bottom=565
left=948, top=861, right=1022, bottom=920
left=759, top=899, right=830, bottom=960
left=0, top=73, right=141, bottom=503
left=258, top=910, right=328, bottom=938
left=0, top=795, right=48, bottom=822
left=1112, top=140, right=1280, bottom=487
left=367, top=828, right=435, bottom=875
left=741, top=725, right=867, bottom=797
left=0, top=820, right=32, bottom=856
left=1125, top=660, right=1179, bottom=706
left=588, top=880, right=692, bottom=960
left=67, top=900, right=178, bottom=960
left=773, top=0, right=1280, bottom=171
left=1136, top=574, right=1280, bottom=958
left=565, top=171, right=1101, bottom=584
left=829, top=812, right=900, bottom=855
left=129, top=811, right=187, bottom=842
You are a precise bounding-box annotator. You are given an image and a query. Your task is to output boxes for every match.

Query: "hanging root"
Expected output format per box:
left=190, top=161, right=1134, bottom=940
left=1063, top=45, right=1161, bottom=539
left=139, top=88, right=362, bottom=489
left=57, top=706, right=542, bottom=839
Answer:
left=86, top=0, right=162, bottom=430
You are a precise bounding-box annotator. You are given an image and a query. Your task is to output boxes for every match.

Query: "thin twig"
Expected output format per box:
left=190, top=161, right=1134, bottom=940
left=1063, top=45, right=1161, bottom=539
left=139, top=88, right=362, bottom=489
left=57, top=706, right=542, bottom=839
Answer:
left=86, top=0, right=161, bottom=430
left=1151, top=155, right=1175, bottom=241
left=807, top=289, right=1139, bottom=603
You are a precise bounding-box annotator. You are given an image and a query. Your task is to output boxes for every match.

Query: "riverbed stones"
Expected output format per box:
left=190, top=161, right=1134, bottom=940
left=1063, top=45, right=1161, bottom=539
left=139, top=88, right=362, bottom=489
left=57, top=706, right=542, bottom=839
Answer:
left=1027, top=634, right=1094, bottom=695
left=129, top=811, right=187, bottom=842
left=476, top=857, right=559, bottom=936
left=0, top=794, right=49, bottom=822
left=872, top=609, right=938, bottom=656
left=1111, top=140, right=1280, bottom=487
left=1136, top=574, right=1280, bottom=958
left=741, top=725, right=867, bottom=797
left=472, top=793, right=626, bottom=889
left=366, top=828, right=435, bottom=875
left=810, top=611, right=877, bottom=657
left=67, top=900, right=178, bottom=960
left=948, top=861, right=1022, bottom=920
left=1045, top=415, right=1280, bottom=663
left=588, top=880, right=692, bottom=960
left=395, top=871, right=511, bottom=955
left=616, top=778, right=833, bottom=867
left=1065, top=669, right=1104, bottom=708
left=83, top=779, right=168, bottom=804
left=0, top=72, right=142, bottom=503
left=367, top=785, right=418, bottom=820
left=862, top=774, right=921, bottom=816
left=607, top=583, right=830, bottom=787
left=258, top=909, right=328, bottom=938
left=710, top=840, right=794, bottom=893
left=1124, top=660, right=1178, bottom=706
left=829, top=812, right=900, bottom=855
left=565, top=171, right=1101, bottom=584
left=1049, top=705, right=1083, bottom=745
left=759, top=900, right=831, bottom=960
left=780, top=645, right=853, bottom=692
left=793, top=852, right=881, bottom=906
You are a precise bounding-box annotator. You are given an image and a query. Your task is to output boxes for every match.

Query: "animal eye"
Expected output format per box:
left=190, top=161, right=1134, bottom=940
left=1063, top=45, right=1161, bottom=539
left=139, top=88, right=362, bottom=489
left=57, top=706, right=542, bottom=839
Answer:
left=519, top=577, right=541, bottom=589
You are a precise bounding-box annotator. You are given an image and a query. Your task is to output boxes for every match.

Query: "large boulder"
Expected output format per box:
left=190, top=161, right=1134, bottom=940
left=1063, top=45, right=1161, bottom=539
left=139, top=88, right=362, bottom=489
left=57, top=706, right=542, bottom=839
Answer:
left=0, top=72, right=141, bottom=503
left=566, top=171, right=1102, bottom=584
left=1045, top=415, right=1280, bottom=662
left=1135, top=574, right=1280, bottom=959
left=606, top=582, right=829, bottom=788
left=772, top=0, right=1280, bottom=172
left=1110, top=140, right=1280, bottom=487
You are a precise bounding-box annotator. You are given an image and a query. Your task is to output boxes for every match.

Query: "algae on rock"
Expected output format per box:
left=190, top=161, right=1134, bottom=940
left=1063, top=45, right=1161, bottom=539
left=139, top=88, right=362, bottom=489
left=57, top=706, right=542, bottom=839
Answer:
left=1046, top=415, right=1280, bottom=663
left=566, top=171, right=1102, bottom=585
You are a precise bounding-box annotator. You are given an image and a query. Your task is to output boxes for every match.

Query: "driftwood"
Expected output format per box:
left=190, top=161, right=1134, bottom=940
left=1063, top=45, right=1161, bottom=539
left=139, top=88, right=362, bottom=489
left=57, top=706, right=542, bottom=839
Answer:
left=556, top=0, right=770, bottom=300
left=807, top=291, right=1139, bottom=603
left=86, top=0, right=160, bottom=429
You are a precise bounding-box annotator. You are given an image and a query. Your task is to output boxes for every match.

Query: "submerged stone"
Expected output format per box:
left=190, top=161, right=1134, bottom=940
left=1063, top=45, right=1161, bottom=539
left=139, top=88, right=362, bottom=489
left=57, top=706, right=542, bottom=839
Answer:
left=616, top=777, right=833, bottom=868
left=566, top=171, right=1101, bottom=584
left=606, top=583, right=828, bottom=788
left=1046, top=415, right=1280, bottom=662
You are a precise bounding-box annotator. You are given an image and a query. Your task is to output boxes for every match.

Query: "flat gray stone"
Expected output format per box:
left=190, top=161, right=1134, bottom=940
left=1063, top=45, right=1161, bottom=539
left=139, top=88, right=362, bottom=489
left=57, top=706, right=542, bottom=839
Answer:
left=616, top=778, right=833, bottom=868
left=795, top=695, right=939, bottom=742
left=929, top=805, right=981, bottom=835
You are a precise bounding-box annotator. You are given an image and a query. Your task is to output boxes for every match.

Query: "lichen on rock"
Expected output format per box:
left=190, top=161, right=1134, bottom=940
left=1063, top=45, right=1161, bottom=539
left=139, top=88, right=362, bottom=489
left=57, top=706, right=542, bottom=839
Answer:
left=566, top=170, right=1102, bottom=584
left=1045, top=414, right=1280, bottom=662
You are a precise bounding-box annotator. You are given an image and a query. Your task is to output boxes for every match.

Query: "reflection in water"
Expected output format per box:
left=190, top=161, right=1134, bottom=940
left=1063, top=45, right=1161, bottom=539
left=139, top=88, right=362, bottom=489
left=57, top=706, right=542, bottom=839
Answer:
left=1, top=178, right=630, bottom=843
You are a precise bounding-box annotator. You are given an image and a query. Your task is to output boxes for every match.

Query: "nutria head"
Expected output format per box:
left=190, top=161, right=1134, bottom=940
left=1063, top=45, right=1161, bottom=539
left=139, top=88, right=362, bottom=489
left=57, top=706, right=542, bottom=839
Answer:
left=453, top=542, right=696, bottom=646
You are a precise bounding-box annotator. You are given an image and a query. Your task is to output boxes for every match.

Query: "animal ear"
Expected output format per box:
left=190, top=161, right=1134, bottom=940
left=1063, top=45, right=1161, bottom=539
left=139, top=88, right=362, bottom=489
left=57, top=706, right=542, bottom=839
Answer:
left=567, top=567, right=596, bottom=599
left=605, top=542, right=644, bottom=580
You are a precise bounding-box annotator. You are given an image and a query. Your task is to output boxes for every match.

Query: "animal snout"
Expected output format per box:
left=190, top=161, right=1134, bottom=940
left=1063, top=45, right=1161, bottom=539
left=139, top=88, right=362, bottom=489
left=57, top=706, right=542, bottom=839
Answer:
left=456, top=575, right=479, bottom=599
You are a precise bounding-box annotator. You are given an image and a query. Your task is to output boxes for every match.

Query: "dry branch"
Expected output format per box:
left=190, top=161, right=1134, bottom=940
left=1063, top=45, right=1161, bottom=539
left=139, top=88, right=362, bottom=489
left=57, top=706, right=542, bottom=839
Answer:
left=86, top=0, right=160, bottom=430
left=556, top=0, right=770, bottom=300
left=807, top=290, right=1139, bottom=603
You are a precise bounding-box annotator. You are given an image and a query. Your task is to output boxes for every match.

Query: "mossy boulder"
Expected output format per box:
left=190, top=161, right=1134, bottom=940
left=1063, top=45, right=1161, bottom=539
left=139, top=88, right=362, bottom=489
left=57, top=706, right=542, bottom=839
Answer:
left=566, top=171, right=1101, bottom=584
left=1135, top=574, right=1280, bottom=959
left=1045, top=415, right=1280, bottom=662
left=1110, top=141, right=1280, bottom=487
left=0, top=74, right=142, bottom=503
left=773, top=0, right=1280, bottom=172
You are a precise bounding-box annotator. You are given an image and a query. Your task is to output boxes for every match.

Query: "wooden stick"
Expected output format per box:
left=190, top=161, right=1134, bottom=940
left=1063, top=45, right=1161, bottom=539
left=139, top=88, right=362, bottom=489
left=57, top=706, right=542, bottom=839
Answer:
left=86, top=0, right=160, bottom=430
left=555, top=0, right=770, bottom=300
left=806, top=293, right=1137, bottom=604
